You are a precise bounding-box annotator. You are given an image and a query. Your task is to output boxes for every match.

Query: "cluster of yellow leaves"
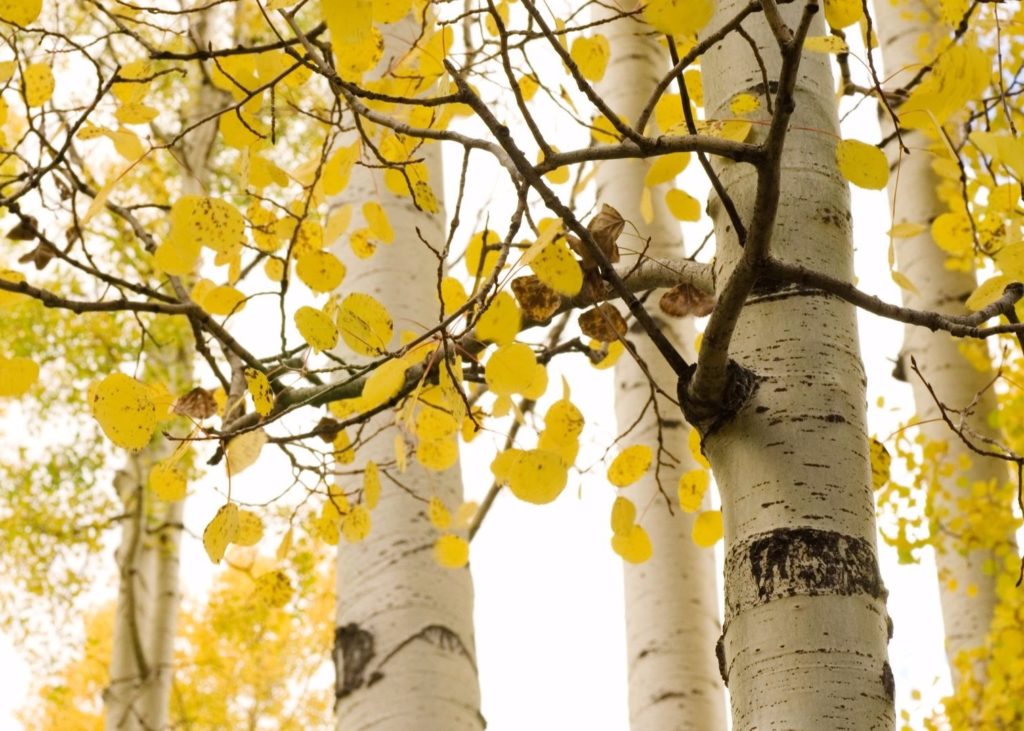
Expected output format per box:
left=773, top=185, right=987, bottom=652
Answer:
left=203, top=502, right=265, bottom=563
left=310, top=481, right=374, bottom=546
left=610, top=497, right=652, bottom=563
left=679, top=429, right=723, bottom=547
left=491, top=389, right=584, bottom=505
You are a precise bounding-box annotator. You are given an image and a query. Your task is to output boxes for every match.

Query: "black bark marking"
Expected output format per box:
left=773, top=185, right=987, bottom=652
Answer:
left=716, top=633, right=729, bottom=684
left=743, top=527, right=885, bottom=606
left=375, top=623, right=478, bottom=676
left=334, top=623, right=375, bottom=701
left=882, top=661, right=895, bottom=701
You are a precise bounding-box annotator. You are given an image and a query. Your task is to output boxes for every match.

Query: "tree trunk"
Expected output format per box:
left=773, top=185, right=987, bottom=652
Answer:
left=873, top=0, right=1019, bottom=710
left=329, top=19, right=482, bottom=731
left=697, top=5, right=894, bottom=728
left=103, top=10, right=221, bottom=729
left=593, top=4, right=726, bottom=729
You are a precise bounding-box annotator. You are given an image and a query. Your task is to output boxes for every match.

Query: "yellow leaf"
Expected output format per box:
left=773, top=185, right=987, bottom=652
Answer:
left=296, top=250, right=346, bottom=292
left=835, top=139, right=888, bottom=190
left=931, top=211, right=973, bottom=255
left=226, top=428, right=267, bottom=475
left=454, top=501, right=478, bottom=528
left=149, top=461, right=187, bottom=502
left=569, top=34, right=610, bottom=82
left=295, top=305, right=339, bottom=352
left=610, top=496, right=636, bottom=535
left=244, top=367, right=274, bottom=417
left=511, top=74, right=539, bottom=105
left=645, top=152, right=691, bottom=187
left=537, top=398, right=584, bottom=466
left=665, top=188, right=701, bottom=221
left=361, top=358, right=407, bottom=409
left=643, top=0, right=714, bottom=37
left=531, top=236, right=583, bottom=296
left=235, top=510, right=264, bottom=546
left=338, top=293, right=393, bottom=356
left=416, top=436, right=459, bottom=471
left=203, top=503, right=239, bottom=563
left=465, top=229, right=503, bottom=280
left=253, top=570, right=293, bottom=608
left=0, top=61, right=13, bottom=82
left=429, top=496, right=452, bottom=529
left=91, top=373, right=158, bottom=451
left=23, top=63, right=53, bottom=107
left=441, top=277, right=468, bottom=315
left=476, top=291, right=522, bottom=345
left=823, top=0, right=862, bottom=27
left=591, top=113, right=622, bottom=143
left=869, top=437, right=891, bottom=490
left=692, top=510, right=723, bottom=547
left=485, top=342, right=548, bottom=398
left=688, top=427, right=709, bottom=468
left=197, top=283, right=246, bottom=316
left=611, top=523, right=653, bottom=563
left=729, top=93, right=760, bottom=116
left=804, top=35, right=849, bottom=53
left=966, top=275, right=1014, bottom=312
left=889, top=222, right=926, bottom=239
left=174, top=196, right=246, bottom=255
left=434, top=534, right=470, bottom=568
left=890, top=270, right=917, bottom=293
left=589, top=339, right=624, bottom=369
left=607, top=444, right=653, bottom=488
left=341, top=504, right=372, bottom=542
left=503, top=449, right=569, bottom=505
left=0, top=355, right=38, bottom=397
left=0, top=0, right=41, bottom=25
left=677, top=469, right=709, bottom=512
left=364, top=461, right=381, bottom=509
left=362, top=201, right=394, bottom=243
left=538, top=148, right=570, bottom=185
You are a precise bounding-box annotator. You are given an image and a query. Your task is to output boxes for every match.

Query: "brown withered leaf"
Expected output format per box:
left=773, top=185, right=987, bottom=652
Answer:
left=511, top=275, right=561, bottom=322
left=17, top=241, right=59, bottom=270
left=659, top=284, right=716, bottom=318
left=6, top=216, right=38, bottom=241
left=586, top=203, right=624, bottom=264
left=173, top=387, right=218, bottom=419
left=579, top=303, right=627, bottom=342
left=315, top=416, right=341, bottom=443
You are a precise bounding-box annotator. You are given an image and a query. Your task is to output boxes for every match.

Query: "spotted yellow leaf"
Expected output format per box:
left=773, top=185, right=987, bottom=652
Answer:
left=203, top=503, right=239, bottom=563
left=341, top=504, right=371, bottom=542
left=678, top=469, right=709, bottom=512
left=244, top=367, right=274, bottom=417
left=235, top=509, right=264, bottom=546
left=295, top=305, right=339, bottom=352
left=91, top=373, right=158, bottom=451
left=148, top=461, right=187, bottom=502
left=607, top=444, right=653, bottom=488
left=338, top=293, right=393, bottom=356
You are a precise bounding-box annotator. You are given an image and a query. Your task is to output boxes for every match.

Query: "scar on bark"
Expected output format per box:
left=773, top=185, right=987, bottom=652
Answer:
left=335, top=623, right=477, bottom=700
left=334, top=623, right=375, bottom=701
left=677, top=359, right=759, bottom=437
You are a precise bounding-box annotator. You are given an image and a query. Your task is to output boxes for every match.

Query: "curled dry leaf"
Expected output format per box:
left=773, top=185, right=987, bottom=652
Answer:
left=585, top=203, right=624, bottom=266
left=17, top=241, right=58, bottom=270
left=315, top=416, right=342, bottom=443
left=173, top=386, right=218, bottom=419
left=659, top=284, right=716, bottom=317
left=5, top=216, right=38, bottom=241
left=510, top=275, right=561, bottom=322
left=579, top=303, right=627, bottom=342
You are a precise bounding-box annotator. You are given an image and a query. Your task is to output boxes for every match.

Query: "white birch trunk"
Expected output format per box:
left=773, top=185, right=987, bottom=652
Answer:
left=592, top=4, right=726, bottom=728
left=873, top=0, right=1017, bottom=693
left=698, top=6, right=894, bottom=728
left=103, top=10, right=220, bottom=728
left=329, top=21, right=481, bottom=731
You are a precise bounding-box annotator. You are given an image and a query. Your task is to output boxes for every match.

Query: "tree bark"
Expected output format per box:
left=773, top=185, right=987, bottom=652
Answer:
left=329, top=19, right=482, bottom=731
left=873, top=0, right=1019, bottom=707
left=103, top=10, right=221, bottom=729
left=697, top=5, right=894, bottom=728
left=592, top=4, right=726, bottom=729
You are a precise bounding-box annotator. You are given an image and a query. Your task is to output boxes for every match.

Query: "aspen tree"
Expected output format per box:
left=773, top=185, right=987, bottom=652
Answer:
left=593, top=3, right=726, bottom=728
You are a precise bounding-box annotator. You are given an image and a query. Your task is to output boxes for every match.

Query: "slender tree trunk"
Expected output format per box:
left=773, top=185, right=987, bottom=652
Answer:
left=329, top=19, right=482, bottom=731
left=103, top=10, right=220, bottom=729
left=873, top=0, right=1019, bottom=706
left=592, top=4, right=726, bottom=729
left=697, top=6, right=894, bottom=728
